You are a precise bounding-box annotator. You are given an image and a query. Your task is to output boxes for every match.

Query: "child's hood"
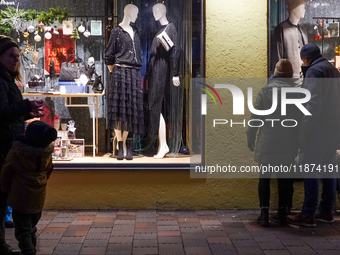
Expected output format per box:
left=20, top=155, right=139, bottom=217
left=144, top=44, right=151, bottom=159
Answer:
left=10, top=141, right=54, bottom=172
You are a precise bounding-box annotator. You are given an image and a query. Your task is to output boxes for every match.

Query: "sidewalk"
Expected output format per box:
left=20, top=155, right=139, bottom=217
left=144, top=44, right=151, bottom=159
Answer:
left=5, top=210, right=340, bottom=255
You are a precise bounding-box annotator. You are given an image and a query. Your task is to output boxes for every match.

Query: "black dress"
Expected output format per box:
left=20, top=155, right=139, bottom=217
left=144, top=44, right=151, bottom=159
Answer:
left=148, top=23, right=180, bottom=137
left=104, top=26, right=144, bottom=134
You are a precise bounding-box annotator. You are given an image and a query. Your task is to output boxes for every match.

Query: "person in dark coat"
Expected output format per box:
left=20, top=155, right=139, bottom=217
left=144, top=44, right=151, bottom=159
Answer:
left=247, top=59, right=301, bottom=226
left=1, top=121, right=57, bottom=255
left=0, top=35, right=44, bottom=254
left=288, top=44, right=340, bottom=227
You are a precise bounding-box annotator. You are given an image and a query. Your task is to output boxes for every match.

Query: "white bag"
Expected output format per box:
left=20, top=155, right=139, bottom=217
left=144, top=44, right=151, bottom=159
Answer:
left=157, top=24, right=174, bottom=51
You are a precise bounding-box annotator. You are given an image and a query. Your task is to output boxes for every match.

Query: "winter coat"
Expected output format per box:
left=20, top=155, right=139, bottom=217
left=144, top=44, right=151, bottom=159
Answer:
left=246, top=77, right=302, bottom=164
left=299, top=56, right=340, bottom=153
left=0, top=67, right=32, bottom=158
left=0, top=138, right=54, bottom=214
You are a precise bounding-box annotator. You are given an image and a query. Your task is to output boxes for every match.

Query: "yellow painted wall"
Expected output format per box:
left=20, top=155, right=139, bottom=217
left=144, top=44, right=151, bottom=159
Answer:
left=45, top=0, right=304, bottom=210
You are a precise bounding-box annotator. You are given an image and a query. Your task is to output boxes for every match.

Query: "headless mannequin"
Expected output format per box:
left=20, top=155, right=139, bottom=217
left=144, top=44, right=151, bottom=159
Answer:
left=107, top=4, right=139, bottom=157
left=152, top=3, right=180, bottom=159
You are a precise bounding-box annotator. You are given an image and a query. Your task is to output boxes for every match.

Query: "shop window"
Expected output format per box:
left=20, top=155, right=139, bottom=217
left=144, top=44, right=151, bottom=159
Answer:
left=1, top=0, right=204, bottom=169
left=269, top=0, right=340, bottom=78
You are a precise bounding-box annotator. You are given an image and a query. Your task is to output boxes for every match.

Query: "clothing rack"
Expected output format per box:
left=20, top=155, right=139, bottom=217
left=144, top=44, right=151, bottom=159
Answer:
left=312, top=17, right=340, bottom=55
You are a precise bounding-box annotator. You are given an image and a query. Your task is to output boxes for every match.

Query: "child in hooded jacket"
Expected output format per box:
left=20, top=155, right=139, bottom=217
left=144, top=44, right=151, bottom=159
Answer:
left=0, top=121, right=57, bottom=255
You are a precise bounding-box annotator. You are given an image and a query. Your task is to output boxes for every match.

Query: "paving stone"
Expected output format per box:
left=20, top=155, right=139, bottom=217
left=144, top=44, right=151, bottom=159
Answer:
left=206, top=236, right=231, bottom=244
left=258, top=241, right=286, bottom=250
left=36, top=247, right=55, bottom=255
left=48, top=223, right=71, bottom=228
left=287, top=246, right=317, bottom=254
left=178, top=218, right=199, bottom=223
left=43, top=227, right=68, bottom=233
left=157, top=231, right=181, bottom=237
left=83, top=239, right=108, bottom=247
left=281, top=239, right=307, bottom=246
left=157, top=220, right=178, bottom=226
left=157, top=215, right=178, bottom=220
left=109, top=236, right=133, bottom=243
left=316, top=251, right=340, bottom=255
left=79, top=247, right=106, bottom=255
left=59, top=236, right=85, bottom=244
left=134, top=233, right=158, bottom=240
left=183, top=238, right=209, bottom=247
left=236, top=246, right=264, bottom=255
left=132, top=247, right=158, bottom=255
left=157, top=226, right=180, bottom=231
left=96, top=211, right=118, bottom=217
left=180, top=227, right=203, bottom=234
left=135, top=218, right=157, bottom=223
left=263, top=251, right=292, bottom=255
left=197, top=216, right=219, bottom=220
left=158, top=237, right=183, bottom=244
left=88, top=227, right=112, bottom=234
left=85, top=233, right=111, bottom=239
left=178, top=222, right=201, bottom=227
left=232, top=239, right=259, bottom=247
left=38, top=219, right=52, bottom=225
left=181, top=233, right=206, bottom=239
left=71, top=220, right=93, bottom=226
left=158, top=244, right=185, bottom=255
left=209, top=243, right=238, bottom=255
left=201, top=225, right=224, bottom=231
left=133, top=239, right=157, bottom=247
left=51, top=217, right=74, bottom=223
left=116, top=215, right=136, bottom=220
left=176, top=211, right=197, bottom=218
left=37, top=239, right=60, bottom=247
left=114, top=220, right=135, bottom=225
left=38, top=233, right=63, bottom=240
left=77, top=211, right=97, bottom=216
left=184, top=246, right=212, bottom=255
left=308, top=241, right=338, bottom=250
left=54, top=243, right=82, bottom=251
left=106, top=243, right=132, bottom=254
left=203, top=230, right=228, bottom=237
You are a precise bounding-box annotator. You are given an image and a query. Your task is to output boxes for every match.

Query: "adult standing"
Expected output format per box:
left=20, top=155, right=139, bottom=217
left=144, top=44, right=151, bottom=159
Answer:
left=288, top=44, right=340, bottom=227
left=104, top=4, right=144, bottom=160
left=247, top=59, right=301, bottom=226
left=0, top=35, right=43, bottom=254
left=148, top=3, right=180, bottom=158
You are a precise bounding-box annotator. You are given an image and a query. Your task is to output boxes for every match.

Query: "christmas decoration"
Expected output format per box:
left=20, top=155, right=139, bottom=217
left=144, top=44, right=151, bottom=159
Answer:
left=70, top=27, right=80, bottom=40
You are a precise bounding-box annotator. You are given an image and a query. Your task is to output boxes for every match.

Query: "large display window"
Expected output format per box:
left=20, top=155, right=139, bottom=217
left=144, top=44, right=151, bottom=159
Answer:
left=0, top=0, right=204, bottom=169
left=269, top=0, right=340, bottom=78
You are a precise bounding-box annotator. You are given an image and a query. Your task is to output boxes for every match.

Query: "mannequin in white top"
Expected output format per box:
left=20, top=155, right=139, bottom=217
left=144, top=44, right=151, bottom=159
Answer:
left=152, top=3, right=180, bottom=159
left=107, top=4, right=139, bottom=157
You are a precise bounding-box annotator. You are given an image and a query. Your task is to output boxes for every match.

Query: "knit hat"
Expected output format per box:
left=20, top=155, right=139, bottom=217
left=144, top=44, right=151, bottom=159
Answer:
left=0, top=35, right=19, bottom=57
left=300, top=43, right=322, bottom=60
left=25, top=121, right=57, bottom=148
left=286, top=0, right=306, bottom=13
left=274, top=59, right=293, bottom=78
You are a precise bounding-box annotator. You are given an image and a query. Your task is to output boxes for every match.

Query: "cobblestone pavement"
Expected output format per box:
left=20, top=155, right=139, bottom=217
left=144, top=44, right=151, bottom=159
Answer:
left=5, top=210, right=340, bottom=255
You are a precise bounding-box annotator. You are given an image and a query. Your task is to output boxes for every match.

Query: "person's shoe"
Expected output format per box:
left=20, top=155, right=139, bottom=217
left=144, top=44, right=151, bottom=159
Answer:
left=315, top=211, right=334, bottom=223
left=287, top=212, right=316, bottom=227
left=257, top=207, right=269, bottom=227
left=270, top=207, right=289, bottom=225
left=117, top=141, right=124, bottom=160
left=5, top=220, right=15, bottom=228
left=0, top=243, right=21, bottom=254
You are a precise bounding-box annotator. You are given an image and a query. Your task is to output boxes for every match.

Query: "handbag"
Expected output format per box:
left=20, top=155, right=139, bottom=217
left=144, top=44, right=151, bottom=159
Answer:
left=157, top=24, right=174, bottom=51
left=59, top=54, right=86, bottom=81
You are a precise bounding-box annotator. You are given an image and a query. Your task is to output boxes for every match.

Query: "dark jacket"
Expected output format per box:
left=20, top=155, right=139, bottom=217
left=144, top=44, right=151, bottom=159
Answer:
left=0, top=67, right=32, bottom=157
left=247, top=77, right=302, bottom=164
left=0, top=138, right=54, bottom=214
left=104, top=26, right=142, bottom=67
left=299, top=56, right=340, bottom=153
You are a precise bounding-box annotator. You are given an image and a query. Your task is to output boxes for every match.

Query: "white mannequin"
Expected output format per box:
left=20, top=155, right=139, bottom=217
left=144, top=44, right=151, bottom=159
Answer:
left=107, top=4, right=139, bottom=157
left=152, top=3, right=180, bottom=159
left=289, top=3, right=306, bottom=25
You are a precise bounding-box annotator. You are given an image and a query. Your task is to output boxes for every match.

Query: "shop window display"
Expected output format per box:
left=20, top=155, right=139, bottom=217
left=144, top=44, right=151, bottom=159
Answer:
left=0, top=0, right=203, bottom=167
left=269, top=0, right=340, bottom=77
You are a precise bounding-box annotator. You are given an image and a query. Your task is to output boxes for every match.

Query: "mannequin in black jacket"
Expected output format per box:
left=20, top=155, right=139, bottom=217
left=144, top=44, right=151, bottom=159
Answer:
left=148, top=3, right=180, bottom=158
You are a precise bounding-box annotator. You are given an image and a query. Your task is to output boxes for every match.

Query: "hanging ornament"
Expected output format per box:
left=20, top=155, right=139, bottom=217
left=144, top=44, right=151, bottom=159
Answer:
left=39, top=22, right=44, bottom=32
left=53, top=26, right=59, bottom=35
left=44, top=26, right=51, bottom=32
left=70, top=27, right=80, bottom=40
left=27, top=25, right=35, bottom=33
left=312, top=26, right=322, bottom=40
left=45, top=32, right=52, bottom=40
left=78, top=21, right=85, bottom=33
left=34, top=34, right=41, bottom=42
left=84, top=30, right=91, bottom=37
left=23, top=32, right=29, bottom=38
left=33, top=51, right=39, bottom=64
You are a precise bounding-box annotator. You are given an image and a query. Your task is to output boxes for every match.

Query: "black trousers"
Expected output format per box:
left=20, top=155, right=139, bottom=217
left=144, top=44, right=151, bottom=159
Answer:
left=258, top=168, right=294, bottom=209
left=0, top=188, right=8, bottom=246
left=12, top=210, right=41, bottom=255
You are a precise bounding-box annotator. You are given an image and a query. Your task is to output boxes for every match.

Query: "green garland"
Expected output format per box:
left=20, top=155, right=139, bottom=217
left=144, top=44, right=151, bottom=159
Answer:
left=0, top=6, right=69, bottom=35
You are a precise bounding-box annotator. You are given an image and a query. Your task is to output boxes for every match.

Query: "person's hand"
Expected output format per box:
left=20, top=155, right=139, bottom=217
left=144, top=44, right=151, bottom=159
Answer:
left=29, top=99, right=44, bottom=112
left=247, top=140, right=255, bottom=151
left=27, top=111, right=44, bottom=119
left=173, top=76, right=180, bottom=87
